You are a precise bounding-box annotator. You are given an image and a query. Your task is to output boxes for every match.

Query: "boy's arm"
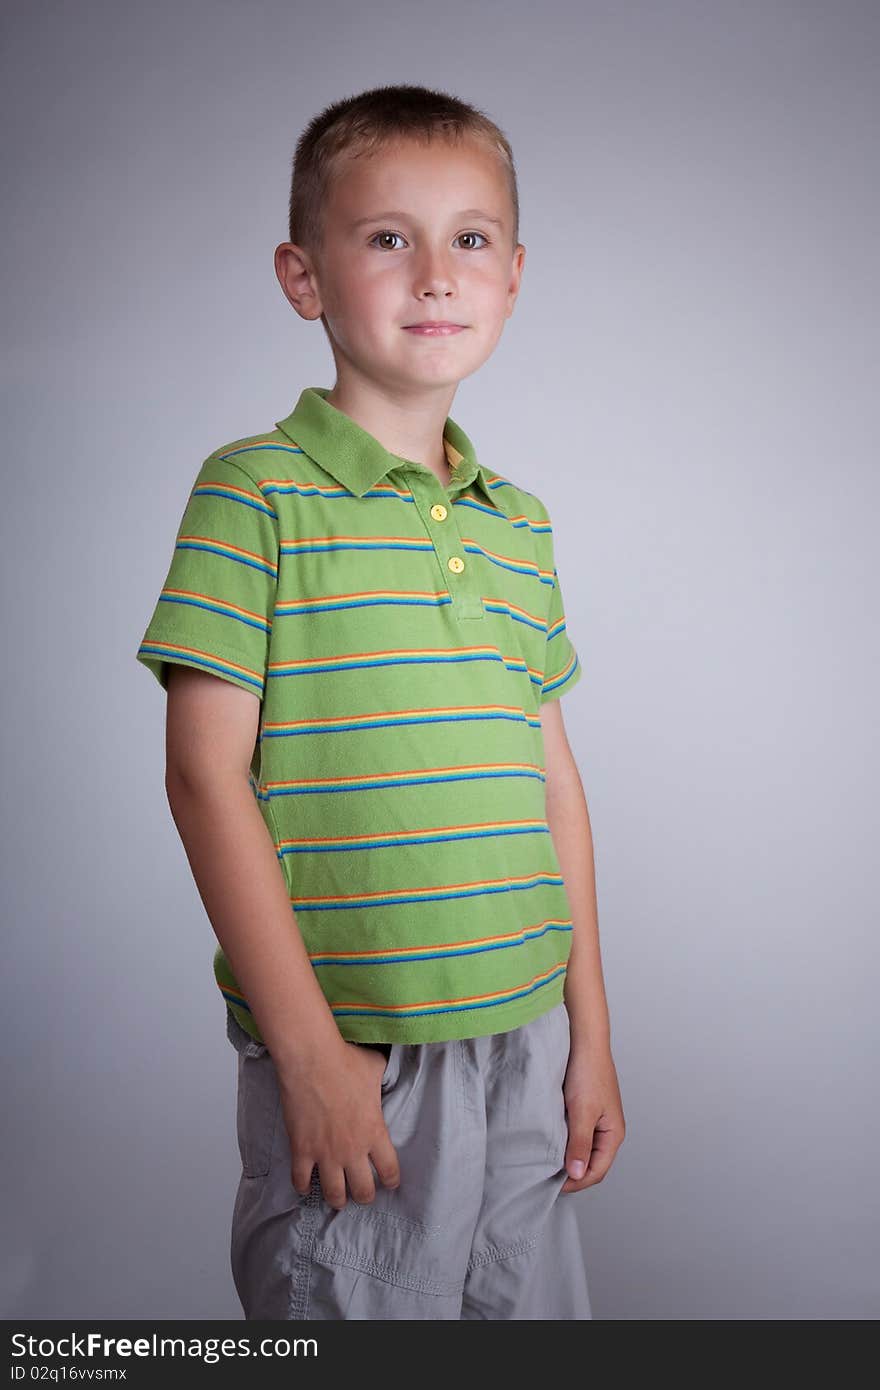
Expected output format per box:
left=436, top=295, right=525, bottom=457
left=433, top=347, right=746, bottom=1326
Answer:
left=541, top=697, right=625, bottom=1189
left=162, top=664, right=402, bottom=1209
left=541, top=698, right=610, bottom=1049
left=163, top=665, right=348, bottom=1078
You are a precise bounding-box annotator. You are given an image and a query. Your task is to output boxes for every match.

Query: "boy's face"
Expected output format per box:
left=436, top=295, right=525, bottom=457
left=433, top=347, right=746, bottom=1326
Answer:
left=280, top=135, right=525, bottom=396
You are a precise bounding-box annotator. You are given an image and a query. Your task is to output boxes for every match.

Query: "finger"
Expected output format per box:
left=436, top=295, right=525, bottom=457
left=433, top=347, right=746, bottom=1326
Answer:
left=584, top=1125, right=618, bottom=1181
left=346, top=1156, right=378, bottom=1206
left=560, top=1173, right=593, bottom=1194
left=369, top=1130, right=401, bottom=1190
left=319, top=1160, right=349, bottom=1210
left=290, top=1156, right=317, bottom=1197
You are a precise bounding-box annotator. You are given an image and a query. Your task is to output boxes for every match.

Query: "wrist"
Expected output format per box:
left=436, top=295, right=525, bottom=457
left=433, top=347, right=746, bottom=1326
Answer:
left=564, top=1000, right=611, bottom=1052
left=265, top=1018, right=349, bottom=1080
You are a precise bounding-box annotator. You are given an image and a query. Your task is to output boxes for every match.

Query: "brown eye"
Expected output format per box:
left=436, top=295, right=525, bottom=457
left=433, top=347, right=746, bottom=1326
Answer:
left=456, top=232, right=489, bottom=250
left=369, top=231, right=406, bottom=251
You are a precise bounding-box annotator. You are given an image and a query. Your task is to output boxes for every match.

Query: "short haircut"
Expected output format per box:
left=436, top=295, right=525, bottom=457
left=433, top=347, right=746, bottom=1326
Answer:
left=288, top=83, right=519, bottom=257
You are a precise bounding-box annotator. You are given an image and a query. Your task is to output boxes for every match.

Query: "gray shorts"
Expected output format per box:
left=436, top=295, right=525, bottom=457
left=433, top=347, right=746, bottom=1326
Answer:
left=226, top=1003, right=592, bottom=1320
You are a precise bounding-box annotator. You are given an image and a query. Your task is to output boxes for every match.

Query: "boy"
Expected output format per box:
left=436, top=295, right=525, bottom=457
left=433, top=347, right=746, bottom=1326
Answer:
left=136, top=84, right=625, bottom=1320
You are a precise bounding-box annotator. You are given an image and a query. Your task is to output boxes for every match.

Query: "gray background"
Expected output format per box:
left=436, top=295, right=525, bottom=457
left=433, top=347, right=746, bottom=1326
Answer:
left=2, top=0, right=877, bottom=1320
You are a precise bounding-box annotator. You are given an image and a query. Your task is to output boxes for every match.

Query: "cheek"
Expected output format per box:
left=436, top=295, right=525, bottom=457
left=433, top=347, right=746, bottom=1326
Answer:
left=467, top=264, right=511, bottom=309
left=341, top=272, right=399, bottom=332
left=470, top=292, right=512, bottom=344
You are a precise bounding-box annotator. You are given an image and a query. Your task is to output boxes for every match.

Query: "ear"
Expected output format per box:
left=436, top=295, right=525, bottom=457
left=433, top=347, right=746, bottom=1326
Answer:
left=506, top=242, right=526, bottom=317
left=274, top=242, right=324, bottom=322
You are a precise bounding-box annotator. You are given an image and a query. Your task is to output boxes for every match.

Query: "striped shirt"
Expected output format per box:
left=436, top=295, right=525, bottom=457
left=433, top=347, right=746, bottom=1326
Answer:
left=136, top=386, right=583, bottom=1045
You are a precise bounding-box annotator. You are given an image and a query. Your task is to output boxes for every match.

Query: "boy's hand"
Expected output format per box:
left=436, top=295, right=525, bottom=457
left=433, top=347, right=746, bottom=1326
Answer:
left=560, top=1040, right=626, bottom=1193
left=277, top=1043, right=401, bottom=1209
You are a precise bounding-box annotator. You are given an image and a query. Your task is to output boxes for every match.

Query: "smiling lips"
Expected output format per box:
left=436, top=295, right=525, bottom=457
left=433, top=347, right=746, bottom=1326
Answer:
left=403, top=322, right=467, bottom=335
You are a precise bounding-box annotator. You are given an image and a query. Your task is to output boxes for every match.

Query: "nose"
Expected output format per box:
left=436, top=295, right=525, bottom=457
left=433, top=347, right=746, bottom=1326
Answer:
left=413, top=245, right=457, bottom=299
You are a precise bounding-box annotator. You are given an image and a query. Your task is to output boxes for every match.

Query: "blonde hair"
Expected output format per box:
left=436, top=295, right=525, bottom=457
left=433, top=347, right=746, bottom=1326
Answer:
left=288, top=83, right=519, bottom=257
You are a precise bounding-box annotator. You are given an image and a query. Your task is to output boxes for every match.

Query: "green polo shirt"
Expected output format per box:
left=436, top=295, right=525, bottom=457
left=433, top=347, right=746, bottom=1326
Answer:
left=136, top=386, right=583, bottom=1045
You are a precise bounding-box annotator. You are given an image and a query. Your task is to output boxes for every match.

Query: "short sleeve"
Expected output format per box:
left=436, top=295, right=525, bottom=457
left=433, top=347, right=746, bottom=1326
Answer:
left=540, top=545, right=583, bottom=704
left=135, top=454, right=279, bottom=700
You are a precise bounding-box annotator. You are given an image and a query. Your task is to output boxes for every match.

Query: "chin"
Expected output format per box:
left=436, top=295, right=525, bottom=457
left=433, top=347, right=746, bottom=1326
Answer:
left=406, top=352, right=485, bottom=383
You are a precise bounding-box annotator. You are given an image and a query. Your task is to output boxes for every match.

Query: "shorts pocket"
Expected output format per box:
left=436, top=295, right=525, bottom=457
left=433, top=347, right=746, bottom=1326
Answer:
left=235, top=1045, right=281, bottom=1179
left=544, top=1003, right=571, bottom=1167
left=299, top=1043, right=466, bottom=1315
left=357, top=1041, right=398, bottom=1092
left=379, top=1042, right=400, bottom=1093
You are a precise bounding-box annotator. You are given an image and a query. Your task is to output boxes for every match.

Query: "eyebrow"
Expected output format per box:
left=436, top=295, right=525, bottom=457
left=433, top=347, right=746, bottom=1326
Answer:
left=351, top=208, right=505, bottom=229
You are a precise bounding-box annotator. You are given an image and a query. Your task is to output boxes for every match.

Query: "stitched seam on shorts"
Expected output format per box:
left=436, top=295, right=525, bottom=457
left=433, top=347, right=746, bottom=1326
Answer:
left=314, top=1241, right=464, bottom=1297
left=288, top=1169, right=323, bottom=1319
left=466, top=1235, right=539, bottom=1271
left=343, top=1204, right=442, bottom=1238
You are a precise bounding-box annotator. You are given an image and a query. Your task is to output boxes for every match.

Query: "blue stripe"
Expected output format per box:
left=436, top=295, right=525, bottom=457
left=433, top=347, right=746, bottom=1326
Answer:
left=220, top=964, right=567, bottom=1019
left=331, top=968, right=568, bottom=1019
left=310, top=922, right=572, bottom=967
left=157, top=592, right=270, bottom=633
left=138, top=644, right=263, bottom=692
left=176, top=539, right=275, bottom=576
left=278, top=824, right=550, bottom=855
left=278, top=594, right=455, bottom=615
left=193, top=484, right=276, bottom=518
left=259, top=767, right=545, bottom=799
left=292, top=875, right=564, bottom=912
left=543, top=654, right=580, bottom=694
left=268, top=652, right=538, bottom=680
left=260, top=708, right=541, bottom=739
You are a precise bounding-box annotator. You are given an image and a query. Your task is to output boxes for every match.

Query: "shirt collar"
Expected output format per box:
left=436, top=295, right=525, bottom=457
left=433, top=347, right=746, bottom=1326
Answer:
left=275, top=386, right=511, bottom=515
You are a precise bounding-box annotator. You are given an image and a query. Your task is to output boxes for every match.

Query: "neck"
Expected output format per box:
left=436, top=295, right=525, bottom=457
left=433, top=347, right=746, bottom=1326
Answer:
left=323, top=376, right=458, bottom=485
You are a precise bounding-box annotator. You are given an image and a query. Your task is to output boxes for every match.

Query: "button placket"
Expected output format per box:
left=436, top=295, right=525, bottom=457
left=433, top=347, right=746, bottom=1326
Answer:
left=409, top=474, right=483, bottom=622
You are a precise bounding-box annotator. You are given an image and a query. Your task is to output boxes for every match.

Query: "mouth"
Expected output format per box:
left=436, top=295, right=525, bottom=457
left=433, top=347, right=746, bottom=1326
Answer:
left=402, top=323, right=467, bottom=336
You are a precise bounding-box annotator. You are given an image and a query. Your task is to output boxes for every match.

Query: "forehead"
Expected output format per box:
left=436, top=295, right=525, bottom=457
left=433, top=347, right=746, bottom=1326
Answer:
left=327, top=135, right=509, bottom=225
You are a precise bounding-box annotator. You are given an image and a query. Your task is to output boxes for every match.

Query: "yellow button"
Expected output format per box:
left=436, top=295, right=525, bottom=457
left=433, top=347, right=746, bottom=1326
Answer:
left=430, top=503, right=448, bottom=521
left=448, top=556, right=465, bottom=574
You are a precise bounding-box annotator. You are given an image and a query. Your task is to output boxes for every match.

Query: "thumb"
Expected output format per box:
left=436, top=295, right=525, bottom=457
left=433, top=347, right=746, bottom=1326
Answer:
left=565, top=1124, right=594, bottom=1180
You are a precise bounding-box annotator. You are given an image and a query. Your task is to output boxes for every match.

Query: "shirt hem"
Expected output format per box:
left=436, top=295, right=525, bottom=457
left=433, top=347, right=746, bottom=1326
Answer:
left=223, top=977, right=567, bottom=1049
